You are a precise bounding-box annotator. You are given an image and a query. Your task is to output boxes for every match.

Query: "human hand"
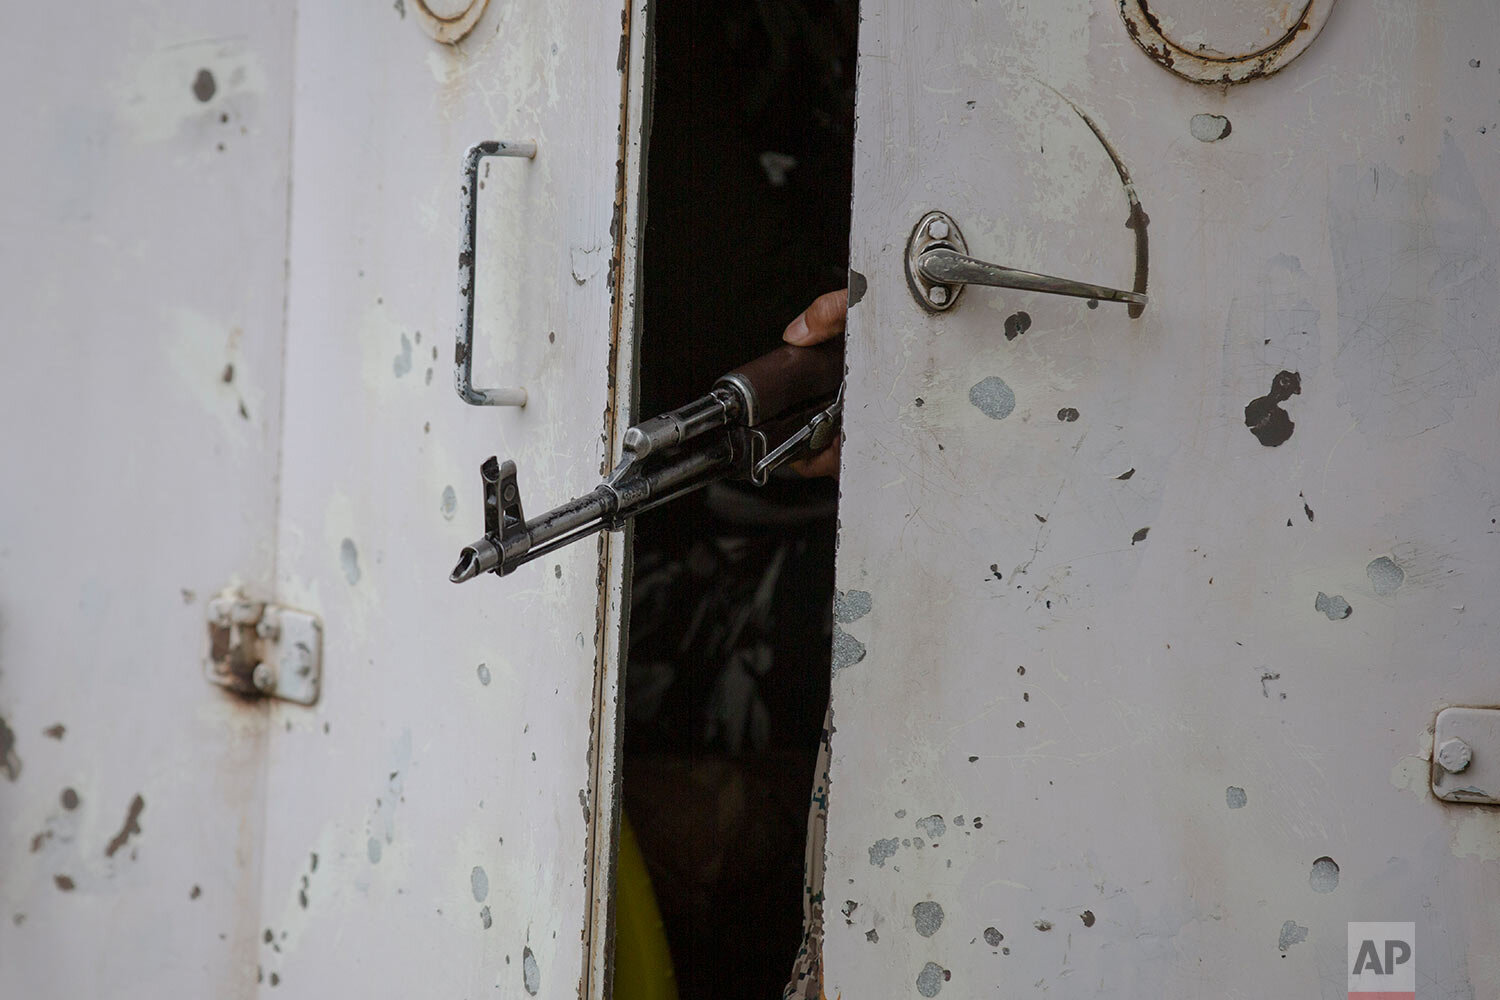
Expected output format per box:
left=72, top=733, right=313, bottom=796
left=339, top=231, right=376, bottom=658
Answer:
left=781, top=288, right=847, bottom=478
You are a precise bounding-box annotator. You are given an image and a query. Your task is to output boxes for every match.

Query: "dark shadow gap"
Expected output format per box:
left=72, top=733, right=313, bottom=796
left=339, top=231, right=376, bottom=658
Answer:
left=620, top=3, right=857, bottom=998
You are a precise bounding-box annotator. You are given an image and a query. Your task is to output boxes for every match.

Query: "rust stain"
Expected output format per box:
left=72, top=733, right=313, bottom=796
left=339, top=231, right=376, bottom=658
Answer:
left=104, top=794, right=146, bottom=858
left=1120, top=0, right=1324, bottom=85
left=580, top=5, right=641, bottom=999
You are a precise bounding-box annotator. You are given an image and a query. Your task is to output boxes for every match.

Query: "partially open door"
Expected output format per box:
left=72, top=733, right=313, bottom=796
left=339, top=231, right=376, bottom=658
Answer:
left=830, top=1, right=1499, bottom=995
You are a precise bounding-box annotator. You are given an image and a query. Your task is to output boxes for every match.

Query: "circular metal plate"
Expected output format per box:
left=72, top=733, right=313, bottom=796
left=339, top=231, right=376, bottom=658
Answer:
left=1118, top=0, right=1336, bottom=85
left=412, top=0, right=490, bottom=45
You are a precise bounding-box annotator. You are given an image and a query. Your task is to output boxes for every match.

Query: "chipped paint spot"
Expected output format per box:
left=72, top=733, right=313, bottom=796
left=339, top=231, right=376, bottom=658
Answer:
left=1278, top=920, right=1309, bottom=951
left=480, top=905, right=492, bottom=929
left=849, top=269, right=869, bottom=306
left=521, top=946, right=540, bottom=995
left=915, top=815, right=946, bottom=839
left=340, top=539, right=362, bottom=585
left=866, top=928, right=879, bottom=943
left=1057, top=407, right=1080, bottom=422
left=1309, top=856, right=1339, bottom=893
left=835, top=589, right=873, bottom=623
left=1244, top=371, right=1301, bottom=446
left=441, top=485, right=458, bottom=521
left=104, top=794, right=145, bottom=858
left=1003, top=311, right=1032, bottom=341
left=1080, top=909, right=1096, bottom=927
left=869, top=838, right=900, bottom=867
left=53, top=875, right=75, bottom=892
left=1033, top=919, right=1053, bottom=931
left=968, top=377, right=1015, bottom=420
left=1367, top=556, right=1405, bottom=595
left=1315, top=592, right=1353, bottom=620
left=393, top=333, right=413, bottom=378
left=60, top=788, right=79, bottom=811
left=832, top=627, right=867, bottom=673
left=43, top=724, right=64, bottom=741
left=0, top=716, right=18, bottom=780
left=1226, top=786, right=1248, bottom=809
left=915, top=961, right=946, bottom=997
left=913, top=900, right=944, bottom=937
left=471, top=866, right=489, bottom=902
left=982, top=926, right=1002, bottom=946
left=477, top=663, right=492, bottom=686
left=191, top=68, right=216, bottom=103
left=1131, top=527, right=1150, bottom=545
left=1190, top=113, right=1231, bottom=142
left=367, top=837, right=382, bottom=864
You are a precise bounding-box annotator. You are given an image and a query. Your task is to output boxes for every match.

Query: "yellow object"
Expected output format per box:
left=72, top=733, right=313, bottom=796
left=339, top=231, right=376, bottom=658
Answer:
left=612, top=813, right=678, bottom=1000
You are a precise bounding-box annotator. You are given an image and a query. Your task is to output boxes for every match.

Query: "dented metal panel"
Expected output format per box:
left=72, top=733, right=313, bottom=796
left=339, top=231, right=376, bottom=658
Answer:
left=832, top=1, right=1500, bottom=997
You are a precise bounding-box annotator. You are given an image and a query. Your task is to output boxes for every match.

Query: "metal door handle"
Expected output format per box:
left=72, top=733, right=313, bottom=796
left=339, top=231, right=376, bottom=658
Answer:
left=455, top=140, right=537, bottom=407
left=906, top=210, right=1146, bottom=313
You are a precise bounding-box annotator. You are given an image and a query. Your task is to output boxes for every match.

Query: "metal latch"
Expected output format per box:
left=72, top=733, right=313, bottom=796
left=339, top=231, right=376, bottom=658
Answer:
left=1432, top=707, right=1500, bottom=805
left=204, top=594, right=322, bottom=705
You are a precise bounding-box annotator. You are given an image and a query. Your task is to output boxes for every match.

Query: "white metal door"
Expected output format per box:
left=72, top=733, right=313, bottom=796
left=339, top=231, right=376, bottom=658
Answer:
left=0, top=2, right=646, bottom=996
left=0, top=4, right=295, bottom=996
left=256, top=2, right=643, bottom=995
left=831, top=2, right=1499, bottom=997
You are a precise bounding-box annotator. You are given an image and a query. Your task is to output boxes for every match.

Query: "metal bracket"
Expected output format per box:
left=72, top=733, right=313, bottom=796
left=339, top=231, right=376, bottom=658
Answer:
left=204, top=594, right=322, bottom=705
left=1432, top=707, right=1500, bottom=805
left=456, top=140, right=536, bottom=408
left=752, top=384, right=845, bottom=484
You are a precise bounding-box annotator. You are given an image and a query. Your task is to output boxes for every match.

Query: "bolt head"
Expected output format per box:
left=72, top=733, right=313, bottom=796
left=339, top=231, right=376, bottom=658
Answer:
left=255, top=618, right=280, bottom=641
left=926, top=217, right=951, bottom=241
left=251, top=662, right=277, bottom=695
left=1437, top=737, right=1473, bottom=773
left=929, top=285, right=950, bottom=306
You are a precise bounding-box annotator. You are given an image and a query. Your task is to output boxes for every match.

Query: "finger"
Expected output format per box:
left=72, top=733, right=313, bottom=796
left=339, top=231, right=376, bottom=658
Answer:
left=790, top=441, right=841, bottom=479
left=783, top=288, right=849, bottom=346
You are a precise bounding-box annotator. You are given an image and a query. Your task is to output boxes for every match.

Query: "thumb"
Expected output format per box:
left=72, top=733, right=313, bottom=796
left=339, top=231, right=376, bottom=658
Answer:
left=783, top=288, right=849, bottom=346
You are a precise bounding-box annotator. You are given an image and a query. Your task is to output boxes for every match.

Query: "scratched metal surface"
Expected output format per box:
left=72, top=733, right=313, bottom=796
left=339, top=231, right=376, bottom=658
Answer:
left=0, top=1, right=640, bottom=997
left=0, top=4, right=296, bottom=997
left=259, top=1, right=637, bottom=997
left=831, top=1, right=1500, bottom=997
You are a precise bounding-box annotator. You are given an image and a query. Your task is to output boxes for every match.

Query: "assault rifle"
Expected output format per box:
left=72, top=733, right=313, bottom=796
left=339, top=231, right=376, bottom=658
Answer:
left=449, top=340, right=843, bottom=583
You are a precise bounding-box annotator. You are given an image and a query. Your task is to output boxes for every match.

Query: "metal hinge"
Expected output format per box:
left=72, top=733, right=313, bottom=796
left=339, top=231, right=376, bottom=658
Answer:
left=204, top=593, right=322, bottom=705
left=1432, top=707, right=1500, bottom=805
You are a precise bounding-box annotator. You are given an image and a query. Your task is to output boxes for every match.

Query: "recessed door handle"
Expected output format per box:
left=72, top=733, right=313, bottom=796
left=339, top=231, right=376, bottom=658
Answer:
left=455, top=140, right=537, bottom=408
left=906, top=210, right=1146, bottom=313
